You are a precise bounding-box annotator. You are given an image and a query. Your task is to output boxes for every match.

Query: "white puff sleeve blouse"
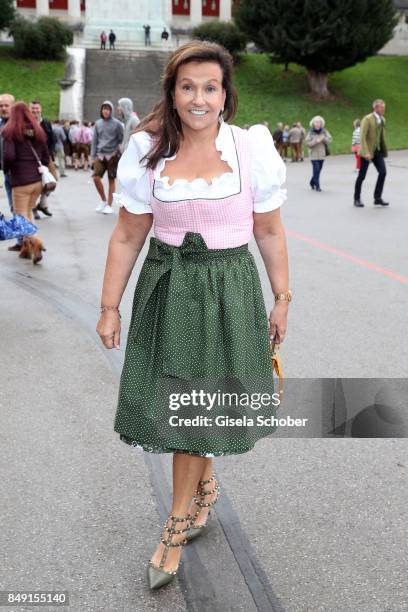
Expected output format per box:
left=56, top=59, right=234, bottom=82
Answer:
left=114, top=132, right=153, bottom=214
left=114, top=123, right=287, bottom=214
left=248, top=124, right=287, bottom=212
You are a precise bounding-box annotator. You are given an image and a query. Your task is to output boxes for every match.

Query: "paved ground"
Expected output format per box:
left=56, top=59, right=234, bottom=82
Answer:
left=1, top=151, right=407, bottom=612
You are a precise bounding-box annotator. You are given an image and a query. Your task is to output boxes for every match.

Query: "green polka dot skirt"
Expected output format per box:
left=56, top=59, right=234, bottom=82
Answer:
left=114, top=232, right=278, bottom=456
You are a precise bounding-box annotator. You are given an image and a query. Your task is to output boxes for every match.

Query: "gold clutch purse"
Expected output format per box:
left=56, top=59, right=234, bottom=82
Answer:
left=269, top=339, right=283, bottom=399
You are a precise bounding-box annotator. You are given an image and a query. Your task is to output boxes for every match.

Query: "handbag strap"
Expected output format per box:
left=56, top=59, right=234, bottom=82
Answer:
left=28, top=142, right=41, bottom=166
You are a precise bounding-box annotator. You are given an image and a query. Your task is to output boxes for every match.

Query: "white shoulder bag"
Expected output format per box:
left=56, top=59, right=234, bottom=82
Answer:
left=29, top=143, right=57, bottom=194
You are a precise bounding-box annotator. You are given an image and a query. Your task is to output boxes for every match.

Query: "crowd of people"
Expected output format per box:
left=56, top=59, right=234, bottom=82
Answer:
left=268, top=117, right=332, bottom=191
left=271, top=121, right=307, bottom=162
left=0, top=93, right=140, bottom=264
left=252, top=100, right=388, bottom=202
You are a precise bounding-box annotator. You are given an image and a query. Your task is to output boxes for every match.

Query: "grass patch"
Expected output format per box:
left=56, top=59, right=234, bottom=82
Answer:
left=0, top=46, right=64, bottom=119
left=234, top=54, right=408, bottom=154
left=1, top=46, right=406, bottom=154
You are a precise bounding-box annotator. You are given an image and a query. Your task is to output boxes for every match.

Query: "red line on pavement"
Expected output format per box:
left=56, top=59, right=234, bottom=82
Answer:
left=286, top=229, right=408, bottom=284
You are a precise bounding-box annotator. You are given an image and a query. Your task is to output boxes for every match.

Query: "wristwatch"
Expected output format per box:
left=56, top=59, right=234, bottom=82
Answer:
left=274, top=290, right=292, bottom=303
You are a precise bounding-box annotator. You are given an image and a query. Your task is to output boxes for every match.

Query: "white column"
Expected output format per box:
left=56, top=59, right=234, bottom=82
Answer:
left=190, top=0, right=202, bottom=26
left=36, top=0, right=49, bottom=17
left=162, top=0, right=173, bottom=24
left=68, top=0, right=81, bottom=20
left=219, top=0, right=231, bottom=22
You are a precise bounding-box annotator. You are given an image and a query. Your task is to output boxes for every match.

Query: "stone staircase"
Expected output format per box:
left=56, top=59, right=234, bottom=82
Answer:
left=83, top=49, right=170, bottom=122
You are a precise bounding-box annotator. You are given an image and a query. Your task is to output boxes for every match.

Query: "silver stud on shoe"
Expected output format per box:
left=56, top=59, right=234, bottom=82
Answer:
left=147, top=513, right=192, bottom=590
left=186, top=473, right=220, bottom=542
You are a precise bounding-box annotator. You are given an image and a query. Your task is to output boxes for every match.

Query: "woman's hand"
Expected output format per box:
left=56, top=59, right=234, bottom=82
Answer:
left=96, top=311, right=121, bottom=349
left=269, top=302, right=288, bottom=345
left=95, top=209, right=152, bottom=351
left=253, top=209, right=290, bottom=346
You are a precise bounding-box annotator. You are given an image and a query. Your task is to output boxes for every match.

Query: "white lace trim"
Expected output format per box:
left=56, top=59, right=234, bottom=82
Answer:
left=153, top=122, right=238, bottom=191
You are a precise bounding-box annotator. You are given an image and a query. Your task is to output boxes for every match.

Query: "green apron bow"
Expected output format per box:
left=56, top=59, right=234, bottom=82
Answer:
left=131, top=232, right=248, bottom=379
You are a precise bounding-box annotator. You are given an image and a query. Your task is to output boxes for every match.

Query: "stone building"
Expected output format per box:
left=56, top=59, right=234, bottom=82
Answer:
left=12, top=1, right=408, bottom=53
left=14, top=0, right=234, bottom=47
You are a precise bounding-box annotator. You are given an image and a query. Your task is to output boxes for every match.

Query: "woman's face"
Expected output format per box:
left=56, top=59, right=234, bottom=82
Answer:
left=173, top=61, right=226, bottom=132
left=313, top=120, right=322, bottom=130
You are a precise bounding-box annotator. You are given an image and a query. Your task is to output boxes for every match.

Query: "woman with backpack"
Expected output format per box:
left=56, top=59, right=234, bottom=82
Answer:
left=2, top=102, right=48, bottom=263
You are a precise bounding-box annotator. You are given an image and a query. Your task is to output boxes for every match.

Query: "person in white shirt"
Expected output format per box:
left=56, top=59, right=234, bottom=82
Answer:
left=351, top=119, right=361, bottom=172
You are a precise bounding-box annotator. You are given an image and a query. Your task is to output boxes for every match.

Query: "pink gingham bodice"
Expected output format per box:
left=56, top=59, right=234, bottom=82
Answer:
left=115, top=122, right=287, bottom=249
left=149, top=125, right=253, bottom=249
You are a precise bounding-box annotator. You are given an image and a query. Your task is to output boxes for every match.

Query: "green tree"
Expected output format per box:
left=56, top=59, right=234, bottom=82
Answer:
left=235, top=0, right=397, bottom=97
left=193, top=20, right=247, bottom=61
left=0, top=0, right=15, bottom=31
left=10, top=16, right=73, bottom=61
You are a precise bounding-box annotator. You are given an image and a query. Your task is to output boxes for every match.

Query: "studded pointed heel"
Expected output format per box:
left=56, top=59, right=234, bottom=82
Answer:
left=147, top=513, right=192, bottom=590
left=186, top=473, right=220, bottom=542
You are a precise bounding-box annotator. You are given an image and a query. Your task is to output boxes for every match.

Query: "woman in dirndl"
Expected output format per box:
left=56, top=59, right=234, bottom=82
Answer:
left=96, top=41, right=291, bottom=590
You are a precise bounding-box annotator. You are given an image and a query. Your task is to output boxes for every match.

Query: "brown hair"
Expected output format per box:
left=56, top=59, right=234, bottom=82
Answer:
left=136, top=40, right=238, bottom=169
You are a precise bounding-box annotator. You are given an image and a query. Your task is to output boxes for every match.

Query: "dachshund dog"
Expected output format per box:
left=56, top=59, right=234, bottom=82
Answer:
left=19, top=236, right=46, bottom=264
left=18, top=237, right=32, bottom=259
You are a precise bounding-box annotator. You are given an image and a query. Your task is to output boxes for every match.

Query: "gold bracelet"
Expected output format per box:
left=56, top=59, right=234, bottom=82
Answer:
left=100, top=305, right=121, bottom=318
left=274, top=290, right=292, bottom=303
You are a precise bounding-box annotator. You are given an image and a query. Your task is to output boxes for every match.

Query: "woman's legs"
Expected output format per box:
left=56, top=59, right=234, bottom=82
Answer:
left=13, top=182, right=42, bottom=222
left=310, top=160, right=317, bottom=188
left=29, top=182, right=43, bottom=215
left=318, top=160, right=324, bottom=188
left=12, top=185, right=31, bottom=220
left=311, top=160, right=324, bottom=189
left=13, top=182, right=45, bottom=263
left=12, top=183, right=31, bottom=260
left=150, top=453, right=208, bottom=571
left=188, top=457, right=219, bottom=527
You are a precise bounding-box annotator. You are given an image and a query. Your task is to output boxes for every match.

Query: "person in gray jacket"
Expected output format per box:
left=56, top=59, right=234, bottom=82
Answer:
left=117, top=97, right=140, bottom=152
left=305, top=115, right=332, bottom=192
left=52, top=120, right=67, bottom=177
left=91, top=100, right=124, bottom=214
